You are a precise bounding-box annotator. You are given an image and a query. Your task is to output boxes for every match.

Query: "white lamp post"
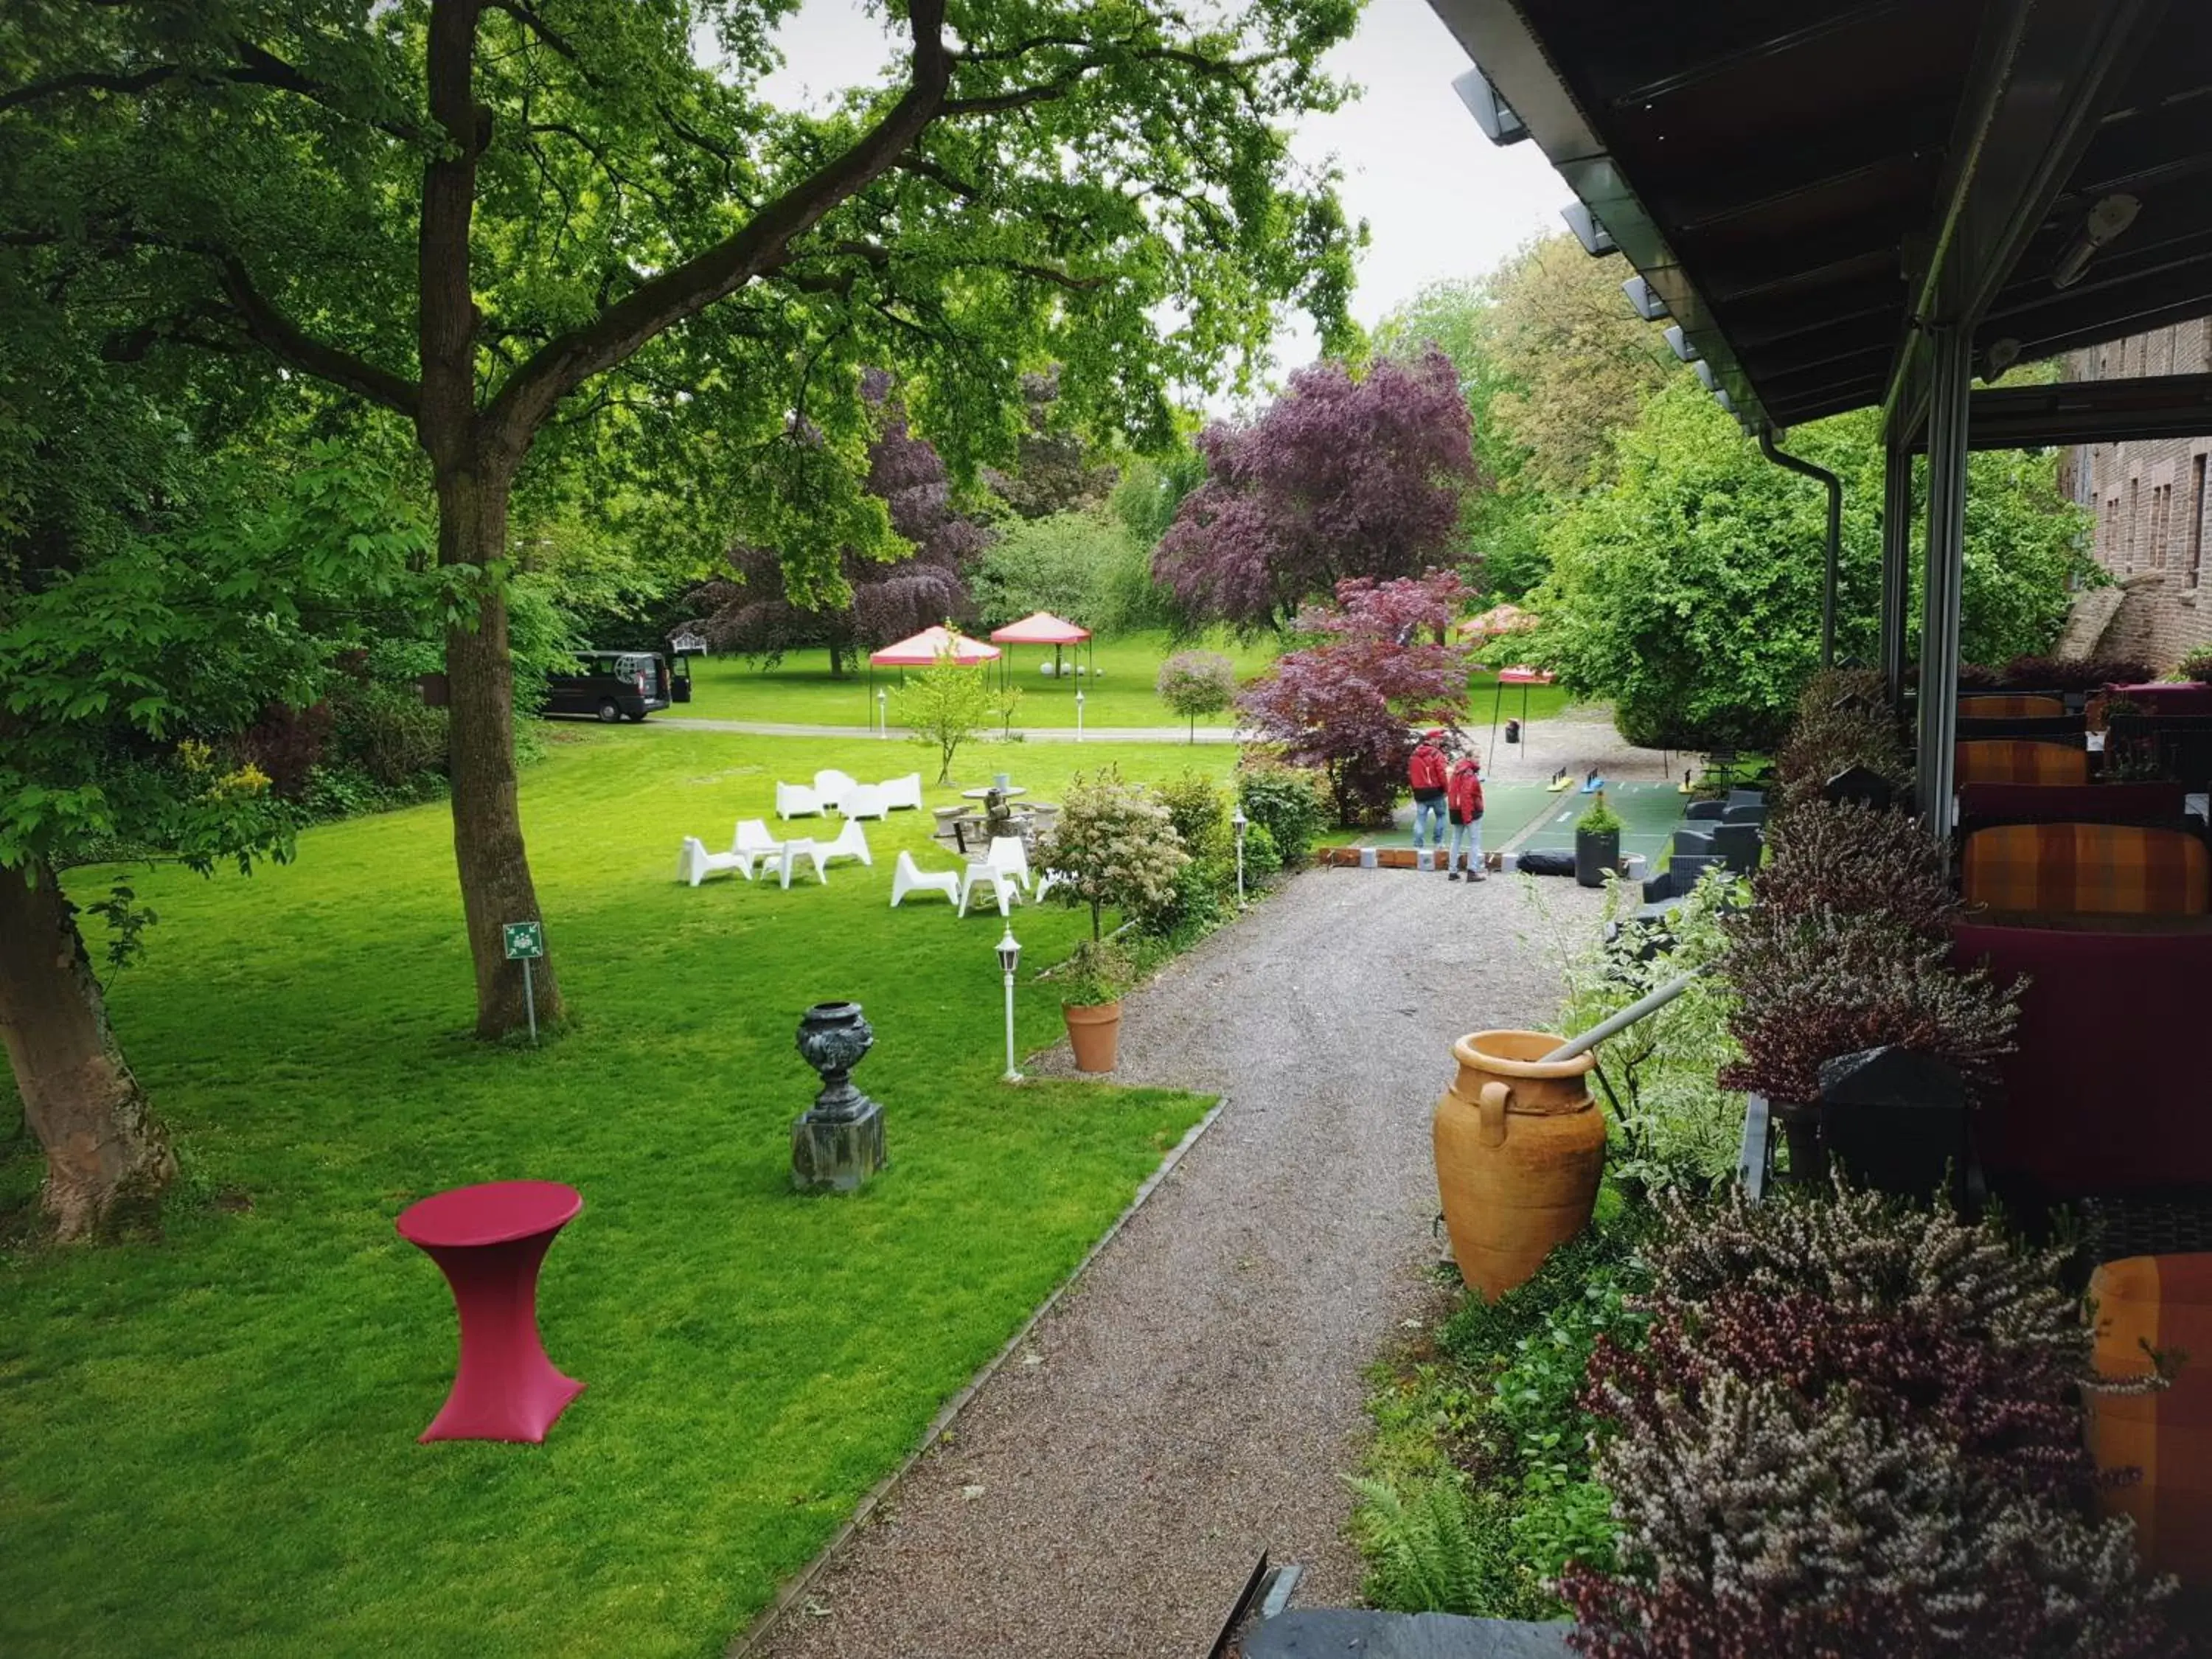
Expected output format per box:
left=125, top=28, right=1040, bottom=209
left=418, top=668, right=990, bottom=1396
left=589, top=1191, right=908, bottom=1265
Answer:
left=997, top=926, right=1023, bottom=1082
left=1074, top=688, right=1085, bottom=743
left=1231, top=805, right=1248, bottom=904
left=877, top=687, right=887, bottom=738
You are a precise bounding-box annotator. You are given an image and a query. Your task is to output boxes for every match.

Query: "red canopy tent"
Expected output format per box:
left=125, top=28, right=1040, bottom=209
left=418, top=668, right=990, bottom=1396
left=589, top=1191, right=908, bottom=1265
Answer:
left=988, top=611, right=1093, bottom=689
left=866, top=626, right=1001, bottom=731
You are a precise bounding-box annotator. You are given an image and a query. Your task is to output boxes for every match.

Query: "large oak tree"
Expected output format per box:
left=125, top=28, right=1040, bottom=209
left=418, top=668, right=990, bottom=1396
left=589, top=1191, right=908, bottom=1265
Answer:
left=5, top=0, right=1360, bottom=1039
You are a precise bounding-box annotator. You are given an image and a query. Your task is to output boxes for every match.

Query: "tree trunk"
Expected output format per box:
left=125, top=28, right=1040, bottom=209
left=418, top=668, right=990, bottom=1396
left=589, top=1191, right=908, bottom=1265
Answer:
left=828, top=642, right=847, bottom=680
left=0, top=861, right=175, bottom=1241
left=437, top=465, right=564, bottom=1039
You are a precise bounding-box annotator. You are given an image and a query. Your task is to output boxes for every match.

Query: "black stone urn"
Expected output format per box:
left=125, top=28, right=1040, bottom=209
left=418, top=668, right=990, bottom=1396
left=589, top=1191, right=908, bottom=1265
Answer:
left=792, top=1002, right=887, bottom=1192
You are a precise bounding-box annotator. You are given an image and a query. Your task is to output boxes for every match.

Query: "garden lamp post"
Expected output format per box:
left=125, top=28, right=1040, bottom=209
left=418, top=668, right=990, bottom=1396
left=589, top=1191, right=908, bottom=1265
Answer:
left=997, top=926, right=1023, bottom=1082
left=1074, top=688, right=1085, bottom=743
left=877, top=687, right=887, bottom=739
left=1231, top=806, right=1248, bottom=903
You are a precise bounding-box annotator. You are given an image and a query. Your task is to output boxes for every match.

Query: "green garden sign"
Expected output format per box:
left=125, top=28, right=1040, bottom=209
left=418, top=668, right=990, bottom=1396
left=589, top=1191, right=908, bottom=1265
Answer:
left=503, top=921, right=544, bottom=1043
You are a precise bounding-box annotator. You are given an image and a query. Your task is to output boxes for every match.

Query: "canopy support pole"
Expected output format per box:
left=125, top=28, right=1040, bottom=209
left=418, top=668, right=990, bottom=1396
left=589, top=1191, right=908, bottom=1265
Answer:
left=1916, top=325, right=1973, bottom=844
left=1880, top=438, right=1913, bottom=709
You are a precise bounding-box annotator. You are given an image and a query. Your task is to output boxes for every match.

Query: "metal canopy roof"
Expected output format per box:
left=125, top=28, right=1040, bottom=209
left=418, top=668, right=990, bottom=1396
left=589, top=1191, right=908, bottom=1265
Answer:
left=1428, top=0, right=2212, bottom=437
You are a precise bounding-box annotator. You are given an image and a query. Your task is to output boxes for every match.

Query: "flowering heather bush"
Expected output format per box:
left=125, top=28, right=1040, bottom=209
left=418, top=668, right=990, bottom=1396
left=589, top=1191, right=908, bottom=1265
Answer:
left=1561, top=1185, right=2179, bottom=1659
left=1719, top=908, right=2019, bottom=1103
left=2003, top=653, right=2154, bottom=692
left=1753, top=799, right=1957, bottom=940
left=1772, top=701, right=1911, bottom=813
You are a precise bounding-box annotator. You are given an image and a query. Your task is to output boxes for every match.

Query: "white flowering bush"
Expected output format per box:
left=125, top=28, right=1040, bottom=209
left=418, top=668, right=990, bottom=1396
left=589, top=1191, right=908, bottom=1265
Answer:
left=1038, top=766, right=1188, bottom=941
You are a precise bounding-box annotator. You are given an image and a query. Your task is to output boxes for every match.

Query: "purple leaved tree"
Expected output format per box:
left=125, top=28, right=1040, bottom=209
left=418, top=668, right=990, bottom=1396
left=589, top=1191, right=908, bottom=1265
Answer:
left=1239, top=571, right=1475, bottom=824
left=1154, top=349, right=1481, bottom=630
left=688, top=375, right=991, bottom=676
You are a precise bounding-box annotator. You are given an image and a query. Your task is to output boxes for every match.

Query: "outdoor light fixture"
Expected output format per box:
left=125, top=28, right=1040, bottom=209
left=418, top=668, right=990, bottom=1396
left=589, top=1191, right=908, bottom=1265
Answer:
left=996, top=927, right=1023, bottom=1082
left=877, top=686, right=887, bottom=738
left=1452, top=66, right=1528, bottom=145
left=1560, top=201, right=1616, bottom=257
left=2051, top=194, right=2140, bottom=290
left=1074, top=688, right=1085, bottom=743
left=1621, top=274, right=1667, bottom=321
left=1663, top=324, right=1700, bottom=364
left=1231, top=806, right=1248, bottom=904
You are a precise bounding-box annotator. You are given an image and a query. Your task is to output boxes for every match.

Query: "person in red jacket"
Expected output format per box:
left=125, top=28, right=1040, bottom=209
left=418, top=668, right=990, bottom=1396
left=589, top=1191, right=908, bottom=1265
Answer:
left=1446, top=748, right=1486, bottom=881
left=1408, top=728, right=1450, bottom=853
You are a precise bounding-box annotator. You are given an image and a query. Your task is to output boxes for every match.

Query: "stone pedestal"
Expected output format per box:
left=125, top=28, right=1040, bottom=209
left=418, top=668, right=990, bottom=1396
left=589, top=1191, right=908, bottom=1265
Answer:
left=792, top=1101, right=887, bottom=1193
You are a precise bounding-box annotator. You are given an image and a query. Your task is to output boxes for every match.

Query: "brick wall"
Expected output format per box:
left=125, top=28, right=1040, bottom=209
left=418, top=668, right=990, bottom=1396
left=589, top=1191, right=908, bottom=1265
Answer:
left=2065, top=319, right=2212, bottom=671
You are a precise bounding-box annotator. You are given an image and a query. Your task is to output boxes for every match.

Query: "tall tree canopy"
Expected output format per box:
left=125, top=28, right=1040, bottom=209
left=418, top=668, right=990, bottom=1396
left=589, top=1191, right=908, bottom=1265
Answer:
left=1522, top=381, right=2093, bottom=750
left=6, top=0, right=1363, bottom=1037
left=685, top=374, right=987, bottom=675
left=983, top=369, right=1118, bottom=521
left=1153, top=349, right=1480, bottom=630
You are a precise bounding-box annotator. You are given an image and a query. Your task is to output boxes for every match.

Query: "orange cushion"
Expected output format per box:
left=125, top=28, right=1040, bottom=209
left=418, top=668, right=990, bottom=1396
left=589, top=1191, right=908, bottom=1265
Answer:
left=1960, top=694, right=2067, bottom=717
left=1961, top=823, right=2211, bottom=915
left=1955, top=740, right=2090, bottom=785
left=2089, top=1254, right=2212, bottom=1585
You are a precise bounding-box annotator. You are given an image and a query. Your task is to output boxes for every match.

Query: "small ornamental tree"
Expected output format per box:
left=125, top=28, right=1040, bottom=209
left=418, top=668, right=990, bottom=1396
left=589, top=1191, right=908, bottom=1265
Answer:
left=1156, top=650, right=1237, bottom=741
left=1238, top=572, right=1475, bottom=824
left=1154, top=349, right=1483, bottom=629
left=1038, top=768, right=1189, bottom=939
left=896, top=661, right=996, bottom=784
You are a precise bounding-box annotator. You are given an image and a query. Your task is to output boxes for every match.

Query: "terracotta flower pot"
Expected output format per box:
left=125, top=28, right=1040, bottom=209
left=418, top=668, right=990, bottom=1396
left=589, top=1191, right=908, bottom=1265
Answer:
left=1433, top=1029, right=1606, bottom=1301
left=1064, top=1001, right=1122, bottom=1072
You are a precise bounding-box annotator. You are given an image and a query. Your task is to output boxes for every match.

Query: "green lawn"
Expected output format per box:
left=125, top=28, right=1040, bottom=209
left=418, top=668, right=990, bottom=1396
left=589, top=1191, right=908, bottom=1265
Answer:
left=0, top=728, right=1236, bottom=1658
left=680, top=629, right=1582, bottom=737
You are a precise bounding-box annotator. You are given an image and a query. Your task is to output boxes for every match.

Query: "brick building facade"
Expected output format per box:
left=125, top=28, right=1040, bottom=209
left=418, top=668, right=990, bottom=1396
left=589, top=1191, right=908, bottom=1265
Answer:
left=2062, top=319, right=2212, bottom=670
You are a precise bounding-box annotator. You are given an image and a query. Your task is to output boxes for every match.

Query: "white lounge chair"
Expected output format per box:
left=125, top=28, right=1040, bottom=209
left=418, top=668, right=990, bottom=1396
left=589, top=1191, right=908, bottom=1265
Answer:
left=959, top=838, right=1032, bottom=918
left=678, top=835, right=746, bottom=887
left=891, top=849, right=961, bottom=909
left=880, top=773, right=925, bottom=812
left=732, top=818, right=786, bottom=879
left=774, top=836, right=829, bottom=889
left=821, top=818, right=872, bottom=869
left=841, top=783, right=890, bottom=821
left=1034, top=868, right=1069, bottom=903
left=776, top=782, right=824, bottom=819
left=813, top=769, right=858, bottom=811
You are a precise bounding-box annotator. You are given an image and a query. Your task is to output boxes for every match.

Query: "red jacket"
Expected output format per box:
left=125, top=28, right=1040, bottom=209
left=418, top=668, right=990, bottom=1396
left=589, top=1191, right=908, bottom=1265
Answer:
left=1447, top=759, right=1484, bottom=822
left=1408, top=741, right=1448, bottom=793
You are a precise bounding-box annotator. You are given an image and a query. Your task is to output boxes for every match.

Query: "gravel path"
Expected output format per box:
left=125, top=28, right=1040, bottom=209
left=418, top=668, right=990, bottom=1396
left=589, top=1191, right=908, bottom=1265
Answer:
left=746, top=866, right=1610, bottom=1659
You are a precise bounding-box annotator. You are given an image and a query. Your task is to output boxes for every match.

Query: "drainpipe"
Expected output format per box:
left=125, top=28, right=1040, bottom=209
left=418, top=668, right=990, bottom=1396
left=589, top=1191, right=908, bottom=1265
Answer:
left=1760, top=427, right=1843, bottom=670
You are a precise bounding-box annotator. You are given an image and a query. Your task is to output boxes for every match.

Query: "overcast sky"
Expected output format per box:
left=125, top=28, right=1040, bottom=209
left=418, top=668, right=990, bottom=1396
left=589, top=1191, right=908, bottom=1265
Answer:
left=759, top=1, right=1572, bottom=397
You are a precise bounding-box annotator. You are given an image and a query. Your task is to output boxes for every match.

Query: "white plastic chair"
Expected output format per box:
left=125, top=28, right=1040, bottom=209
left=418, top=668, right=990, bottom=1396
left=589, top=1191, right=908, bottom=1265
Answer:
left=774, top=837, right=829, bottom=889
left=880, top=773, right=924, bottom=812
left=678, top=835, right=745, bottom=887
left=958, top=859, right=1018, bottom=918
left=891, top=849, right=961, bottom=909
left=776, top=782, right=824, bottom=819
left=732, top=818, right=785, bottom=879
left=986, top=835, right=1033, bottom=894
left=841, top=783, right=889, bottom=821
left=821, top=818, right=872, bottom=869
left=1034, top=868, right=1069, bottom=904
left=813, top=769, right=858, bottom=811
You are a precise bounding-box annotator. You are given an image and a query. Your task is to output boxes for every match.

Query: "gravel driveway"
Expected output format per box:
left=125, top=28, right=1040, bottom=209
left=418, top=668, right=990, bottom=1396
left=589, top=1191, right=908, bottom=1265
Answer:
left=745, top=866, right=1609, bottom=1659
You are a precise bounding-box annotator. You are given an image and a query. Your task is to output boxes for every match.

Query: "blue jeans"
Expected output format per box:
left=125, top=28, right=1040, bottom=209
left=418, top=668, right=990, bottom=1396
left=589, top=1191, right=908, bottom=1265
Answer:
left=1449, top=818, right=1484, bottom=872
left=1412, top=795, right=1446, bottom=849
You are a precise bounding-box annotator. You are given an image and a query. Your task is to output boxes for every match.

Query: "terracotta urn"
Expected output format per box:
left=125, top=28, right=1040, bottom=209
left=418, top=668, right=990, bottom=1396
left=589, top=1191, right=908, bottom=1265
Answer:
left=1433, top=1029, right=1606, bottom=1301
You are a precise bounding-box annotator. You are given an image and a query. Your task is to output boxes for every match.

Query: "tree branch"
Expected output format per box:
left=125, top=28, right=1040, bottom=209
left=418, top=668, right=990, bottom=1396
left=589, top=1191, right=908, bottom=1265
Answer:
left=484, top=0, right=952, bottom=445
left=0, top=46, right=424, bottom=144
left=214, top=254, right=420, bottom=415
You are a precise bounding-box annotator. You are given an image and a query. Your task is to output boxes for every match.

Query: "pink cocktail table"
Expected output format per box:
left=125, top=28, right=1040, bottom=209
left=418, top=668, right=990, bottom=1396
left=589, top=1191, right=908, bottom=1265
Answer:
left=395, top=1180, right=585, bottom=1443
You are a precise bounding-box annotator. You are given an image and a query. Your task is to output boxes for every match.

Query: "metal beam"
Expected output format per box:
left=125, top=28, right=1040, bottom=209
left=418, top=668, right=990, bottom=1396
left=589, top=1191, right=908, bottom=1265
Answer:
left=1905, top=372, right=2212, bottom=452
left=1916, top=327, right=1974, bottom=843
left=1881, top=439, right=1913, bottom=706
left=1881, top=0, right=2166, bottom=445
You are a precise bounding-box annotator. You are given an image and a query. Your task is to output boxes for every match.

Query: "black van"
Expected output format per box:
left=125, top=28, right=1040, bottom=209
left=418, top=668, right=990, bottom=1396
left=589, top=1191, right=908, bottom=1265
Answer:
left=544, top=651, right=674, bottom=723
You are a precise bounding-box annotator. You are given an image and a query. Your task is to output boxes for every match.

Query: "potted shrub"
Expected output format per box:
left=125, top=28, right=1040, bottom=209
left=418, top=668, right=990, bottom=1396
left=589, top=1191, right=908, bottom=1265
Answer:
left=1574, top=792, right=1624, bottom=887
left=1057, top=938, right=1135, bottom=1073
left=1036, top=768, right=1189, bottom=1068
